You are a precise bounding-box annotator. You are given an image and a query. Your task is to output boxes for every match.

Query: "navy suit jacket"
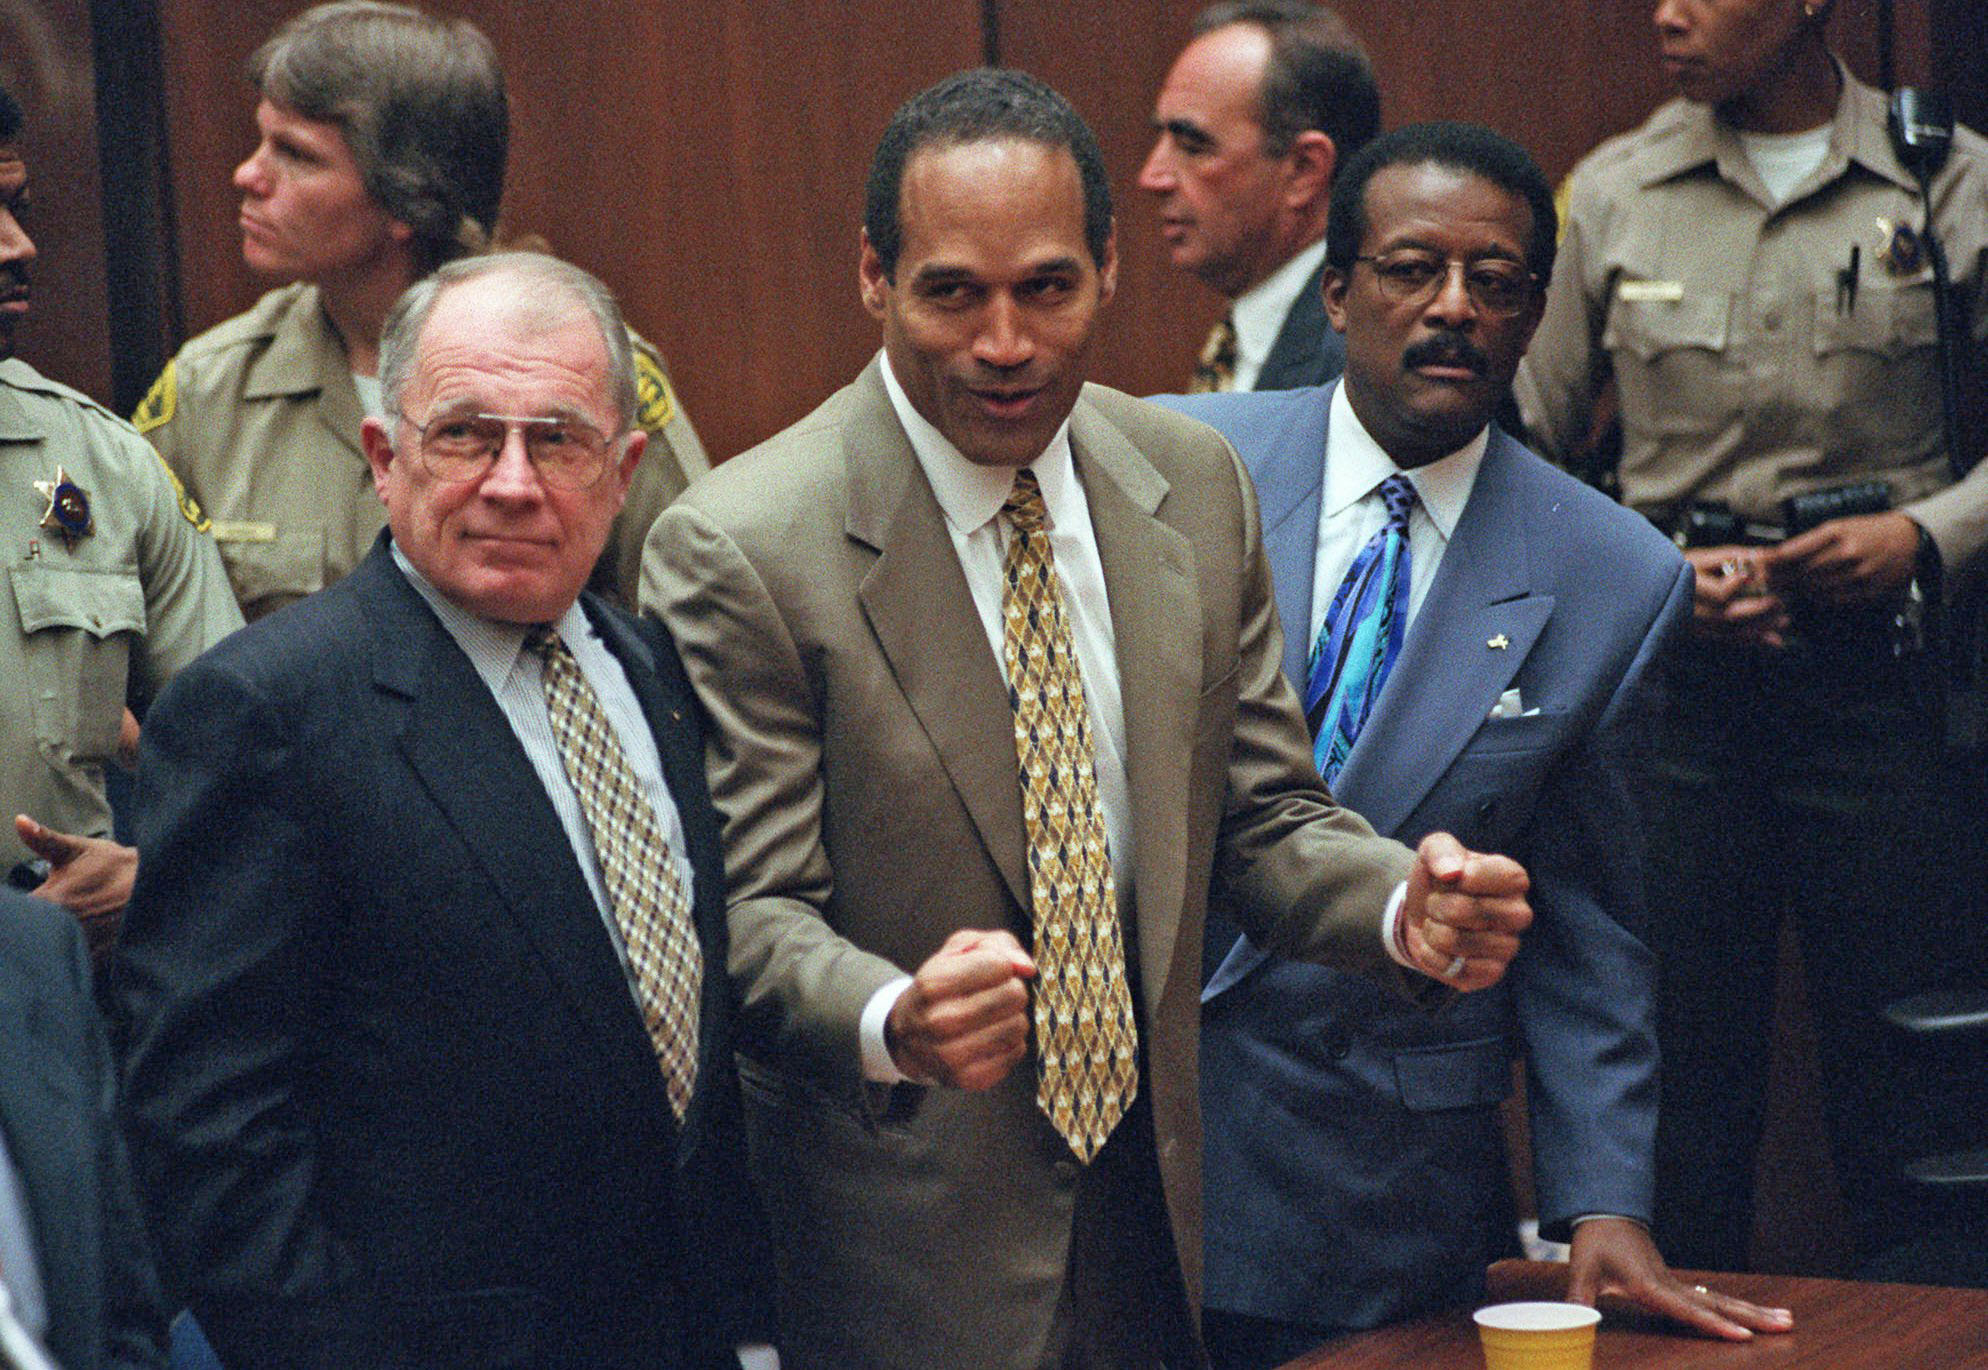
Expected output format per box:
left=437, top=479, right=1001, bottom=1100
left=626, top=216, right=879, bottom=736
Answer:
left=1253, top=264, right=1345, bottom=392
left=117, top=538, right=764, bottom=1370
left=0, top=889, right=166, bottom=1369
left=1155, top=384, right=1690, bottom=1331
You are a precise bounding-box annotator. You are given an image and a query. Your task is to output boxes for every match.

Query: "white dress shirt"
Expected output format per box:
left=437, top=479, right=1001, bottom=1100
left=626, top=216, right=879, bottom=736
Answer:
left=1231, top=239, right=1327, bottom=392
left=859, top=353, right=1137, bottom=1081
left=1306, top=382, right=1488, bottom=649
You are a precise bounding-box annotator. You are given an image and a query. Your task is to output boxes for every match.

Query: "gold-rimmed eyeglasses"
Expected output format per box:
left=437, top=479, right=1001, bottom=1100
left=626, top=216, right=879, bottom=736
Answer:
left=1352, top=251, right=1538, bottom=318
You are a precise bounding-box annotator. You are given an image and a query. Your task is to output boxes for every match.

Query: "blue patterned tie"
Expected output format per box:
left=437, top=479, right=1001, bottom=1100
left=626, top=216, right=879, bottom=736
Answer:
left=1305, top=473, right=1417, bottom=785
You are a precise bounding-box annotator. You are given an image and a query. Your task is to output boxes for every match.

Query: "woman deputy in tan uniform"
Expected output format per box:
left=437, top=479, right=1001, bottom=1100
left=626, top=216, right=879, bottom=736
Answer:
left=135, top=1, right=707, bottom=620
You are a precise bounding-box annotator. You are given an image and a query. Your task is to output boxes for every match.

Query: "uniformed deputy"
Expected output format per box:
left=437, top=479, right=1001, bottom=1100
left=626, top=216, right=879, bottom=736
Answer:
left=135, top=0, right=707, bottom=622
left=1516, top=0, right=1988, bottom=1272
left=0, top=84, right=241, bottom=954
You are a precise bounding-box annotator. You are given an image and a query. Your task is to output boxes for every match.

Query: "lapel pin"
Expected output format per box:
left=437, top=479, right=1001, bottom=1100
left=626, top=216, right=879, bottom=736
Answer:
left=33, top=466, right=94, bottom=549
left=1487, top=634, right=1510, bottom=650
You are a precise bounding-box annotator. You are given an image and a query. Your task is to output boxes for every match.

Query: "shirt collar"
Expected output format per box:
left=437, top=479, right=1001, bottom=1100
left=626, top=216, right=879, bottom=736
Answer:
left=1231, top=239, right=1327, bottom=366
left=389, top=539, right=592, bottom=694
left=1637, top=60, right=1915, bottom=197
left=878, top=349, right=1080, bottom=536
left=1323, top=381, right=1485, bottom=540
left=0, top=359, right=44, bottom=441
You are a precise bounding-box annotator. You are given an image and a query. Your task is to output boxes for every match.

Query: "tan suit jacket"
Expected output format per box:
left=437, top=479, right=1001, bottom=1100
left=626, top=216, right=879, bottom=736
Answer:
left=643, top=360, right=1414, bottom=1369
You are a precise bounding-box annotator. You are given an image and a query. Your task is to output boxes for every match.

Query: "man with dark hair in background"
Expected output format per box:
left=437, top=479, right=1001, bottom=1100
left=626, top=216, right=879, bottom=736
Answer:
left=647, top=68, right=1533, bottom=1370
left=1140, top=1, right=1379, bottom=393
left=0, top=78, right=240, bottom=958
left=1159, top=121, right=1790, bottom=1368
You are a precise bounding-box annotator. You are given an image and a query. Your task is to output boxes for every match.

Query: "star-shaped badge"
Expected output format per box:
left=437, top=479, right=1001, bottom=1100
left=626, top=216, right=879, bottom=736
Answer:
left=33, top=466, right=93, bottom=548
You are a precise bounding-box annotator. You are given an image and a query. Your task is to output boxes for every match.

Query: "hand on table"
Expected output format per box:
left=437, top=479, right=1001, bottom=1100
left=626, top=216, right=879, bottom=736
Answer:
left=1399, top=832, right=1531, bottom=992
left=886, top=928, right=1035, bottom=1089
left=1568, top=1217, right=1794, bottom=1341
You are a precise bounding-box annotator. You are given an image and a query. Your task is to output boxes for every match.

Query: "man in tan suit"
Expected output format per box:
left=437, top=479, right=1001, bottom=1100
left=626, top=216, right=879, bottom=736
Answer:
left=644, top=70, right=1531, bottom=1370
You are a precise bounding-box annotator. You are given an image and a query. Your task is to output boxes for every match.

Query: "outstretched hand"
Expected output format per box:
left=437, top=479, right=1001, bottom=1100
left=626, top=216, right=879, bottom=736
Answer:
left=1568, top=1217, right=1794, bottom=1341
left=14, top=813, right=135, bottom=965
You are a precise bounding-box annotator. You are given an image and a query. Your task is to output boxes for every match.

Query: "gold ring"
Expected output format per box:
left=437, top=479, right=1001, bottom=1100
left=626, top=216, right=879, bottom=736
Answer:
left=1693, top=1284, right=1710, bottom=1295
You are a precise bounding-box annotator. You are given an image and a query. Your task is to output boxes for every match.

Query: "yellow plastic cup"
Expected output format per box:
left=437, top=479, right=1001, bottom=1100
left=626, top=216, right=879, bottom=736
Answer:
left=1472, top=1301, right=1602, bottom=1370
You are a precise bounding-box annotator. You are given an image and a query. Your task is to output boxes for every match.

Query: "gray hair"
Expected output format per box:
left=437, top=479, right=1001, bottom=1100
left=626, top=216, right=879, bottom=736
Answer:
left=249, top=1, right=507, bottom=273
left=379, top=252, right=638, bottom=431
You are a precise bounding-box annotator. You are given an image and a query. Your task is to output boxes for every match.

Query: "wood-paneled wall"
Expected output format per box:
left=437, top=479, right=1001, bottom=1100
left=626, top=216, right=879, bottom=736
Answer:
left=141, top=1, right=1930, bottom=461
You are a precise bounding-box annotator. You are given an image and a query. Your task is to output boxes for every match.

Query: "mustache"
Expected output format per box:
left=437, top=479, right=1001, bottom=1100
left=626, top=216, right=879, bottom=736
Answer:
left=1402, top=333, right=1488, bottom=375
left=0, top=263, right=27, bottom=296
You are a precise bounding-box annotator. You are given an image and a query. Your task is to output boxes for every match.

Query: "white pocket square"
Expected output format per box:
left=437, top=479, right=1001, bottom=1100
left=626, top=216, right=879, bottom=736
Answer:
left=1488, top=687, right=1539, bottom=719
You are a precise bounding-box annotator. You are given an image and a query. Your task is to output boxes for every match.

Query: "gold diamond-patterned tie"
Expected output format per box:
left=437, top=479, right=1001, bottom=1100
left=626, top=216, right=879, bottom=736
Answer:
left=1188, top=312, right=1239, bottom=394
left=1000, top=469, right=1138, bottom=1164
left=528, top=628, right=702, bottom=1121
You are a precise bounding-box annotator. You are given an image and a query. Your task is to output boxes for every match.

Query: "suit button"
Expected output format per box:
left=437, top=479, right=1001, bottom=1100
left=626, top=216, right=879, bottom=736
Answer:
left=1052, top=1159, right=1080, bottom=1187
left=1476, top=798, right=1498, bottom=828
left=1326, top=1037, right=1352, bottom=1060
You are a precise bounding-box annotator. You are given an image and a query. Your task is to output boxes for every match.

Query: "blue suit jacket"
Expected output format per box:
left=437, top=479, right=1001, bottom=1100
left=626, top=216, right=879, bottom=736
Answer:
left=1154, top=384, right=1691, bottom=1332
left=0, top=890, right=166, bottom=1370
left=118, top=538, right=765, bottom=1370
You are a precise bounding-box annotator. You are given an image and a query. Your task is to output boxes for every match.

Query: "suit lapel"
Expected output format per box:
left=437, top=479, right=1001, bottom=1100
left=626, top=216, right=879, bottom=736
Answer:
left=1256, top=265, right=1329, bottom=391
left=1247, top=386, right=1335, bottom=688
left=847, top=365, right=1032, bottom=913
left=586, top=601, right=734, bottom=1155
left=1072, top=395, right=1200, bottom=1024
left=1333, top=429, right=1554, bottom=832
left=359, top=549, right=665, bottom=1102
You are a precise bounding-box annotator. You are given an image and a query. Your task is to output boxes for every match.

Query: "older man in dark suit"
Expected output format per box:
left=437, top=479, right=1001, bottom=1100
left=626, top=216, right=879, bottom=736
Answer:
left=117, top=252, right=764, bottom=1370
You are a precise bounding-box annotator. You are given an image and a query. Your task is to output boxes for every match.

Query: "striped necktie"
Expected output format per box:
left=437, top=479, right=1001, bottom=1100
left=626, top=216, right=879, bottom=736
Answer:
left=1000, top=469, right=1139, bottom=1164
left=1305, top=473, right=1417, bottom=785
left=528, top=627, right=703, bottom=1121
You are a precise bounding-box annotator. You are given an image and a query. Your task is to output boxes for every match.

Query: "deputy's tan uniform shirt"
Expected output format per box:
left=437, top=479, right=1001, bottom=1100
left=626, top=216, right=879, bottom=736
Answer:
left=1, top=357, right=241, bottom=865
left=135, top=281, right=711, bottom=620
left=1516, top=67, right=1988, bottom=571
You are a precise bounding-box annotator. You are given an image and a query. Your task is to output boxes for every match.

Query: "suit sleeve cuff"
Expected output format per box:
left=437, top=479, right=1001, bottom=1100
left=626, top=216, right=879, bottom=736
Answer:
left=860, top=975, right=916, bottom=1083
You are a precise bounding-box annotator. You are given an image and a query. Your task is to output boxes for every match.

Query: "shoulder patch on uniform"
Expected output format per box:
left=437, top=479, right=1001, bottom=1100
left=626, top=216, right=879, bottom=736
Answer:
left=133, top=361, right=177, bottom=434
left=632, top=350, right=677, bottom=433
left=149, top=448, right=210, bottom=533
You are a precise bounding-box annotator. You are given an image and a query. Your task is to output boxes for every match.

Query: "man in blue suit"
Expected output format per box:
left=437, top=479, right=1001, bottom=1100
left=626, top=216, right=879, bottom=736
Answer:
left=1157, top=122, right=1791, bottom=1368
left=0, top=886, right=167, bottom=1368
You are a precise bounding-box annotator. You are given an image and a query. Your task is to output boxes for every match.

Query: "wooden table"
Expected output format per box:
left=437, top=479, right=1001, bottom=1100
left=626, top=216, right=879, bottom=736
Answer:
left=1282, top=1260, right=1988, bottom=1368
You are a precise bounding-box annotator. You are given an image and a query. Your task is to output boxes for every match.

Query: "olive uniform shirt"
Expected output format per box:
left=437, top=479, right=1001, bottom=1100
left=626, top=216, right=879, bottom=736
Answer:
left=1, top=357, right=241, bottom=867
left=134, top=281, right=711, bottom=620
left=1515, top=66, right=1988, bottom=572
